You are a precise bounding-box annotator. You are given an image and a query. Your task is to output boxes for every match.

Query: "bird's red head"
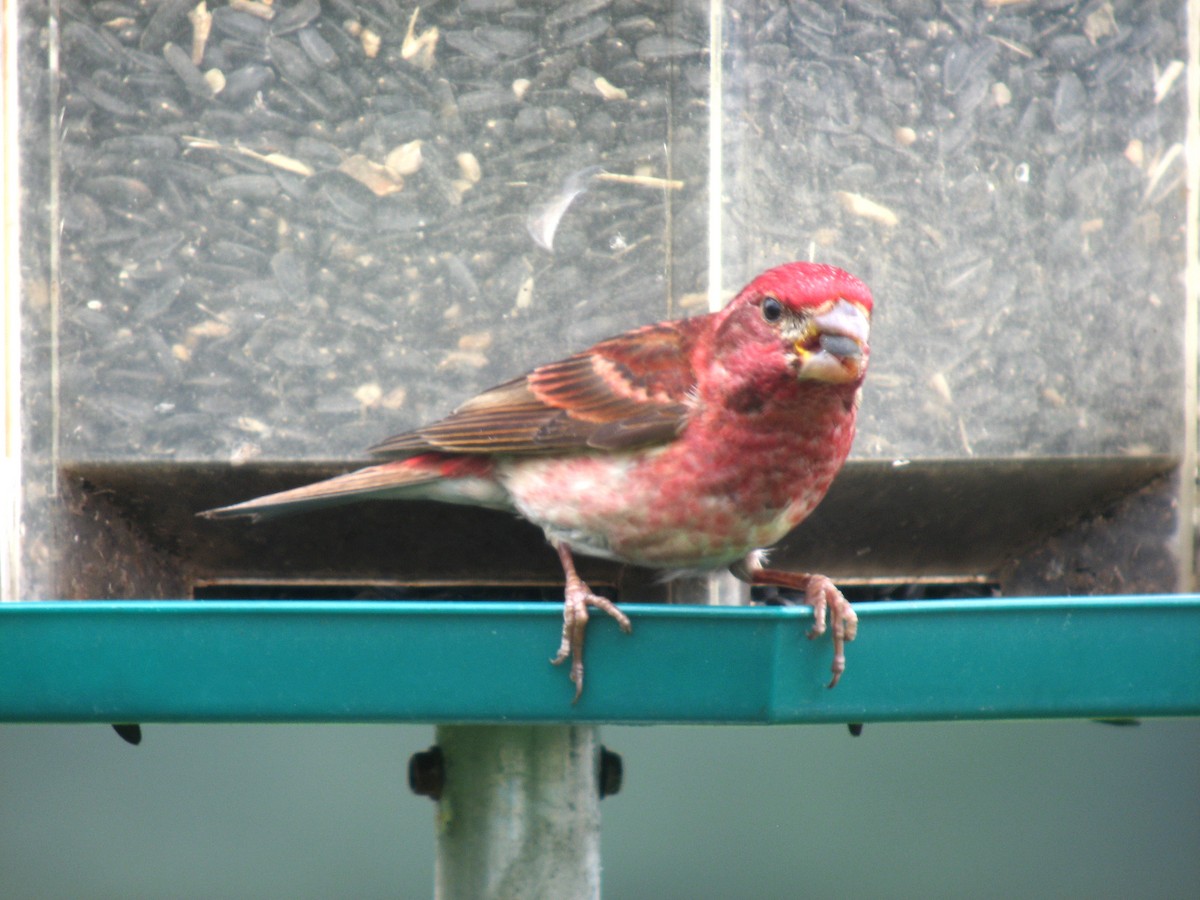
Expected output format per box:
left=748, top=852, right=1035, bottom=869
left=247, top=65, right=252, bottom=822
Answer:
left=716, top=262, right=873, bottom=387
left=738, top=262, right=874, bottom=317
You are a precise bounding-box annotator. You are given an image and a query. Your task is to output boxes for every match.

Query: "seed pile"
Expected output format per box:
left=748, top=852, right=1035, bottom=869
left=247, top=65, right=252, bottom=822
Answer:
left=723, top=1, right=1185, bottom=459
left=23, top=0, right=1186, bottom=465
left=43, top=0, right=708, bottom=461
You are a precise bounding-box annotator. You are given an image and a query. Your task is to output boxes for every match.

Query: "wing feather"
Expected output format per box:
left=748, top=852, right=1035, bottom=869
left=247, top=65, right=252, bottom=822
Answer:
left=369, top=318, right=707, bottom=457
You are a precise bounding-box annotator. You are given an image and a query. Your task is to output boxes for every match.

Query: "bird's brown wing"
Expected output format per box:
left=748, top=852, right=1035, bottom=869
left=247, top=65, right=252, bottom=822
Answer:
left=369, top=318, right=707, bottom=457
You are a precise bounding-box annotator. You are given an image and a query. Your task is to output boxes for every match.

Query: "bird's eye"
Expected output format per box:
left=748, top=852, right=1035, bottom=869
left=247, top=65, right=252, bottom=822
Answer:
left=761, top=296, right=784, bottom=322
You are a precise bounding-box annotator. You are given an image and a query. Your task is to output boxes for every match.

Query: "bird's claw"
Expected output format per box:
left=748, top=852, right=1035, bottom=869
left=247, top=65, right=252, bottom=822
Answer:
left=551, top=571, right=631, bottom=703
left=741, top=561, right=857, bottom=689
left=804, top=574, right=857, bottom=688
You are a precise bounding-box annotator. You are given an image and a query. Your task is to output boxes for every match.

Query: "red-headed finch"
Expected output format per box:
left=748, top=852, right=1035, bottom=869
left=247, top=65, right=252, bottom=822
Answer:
left=203, top=262, right=873, bottom=700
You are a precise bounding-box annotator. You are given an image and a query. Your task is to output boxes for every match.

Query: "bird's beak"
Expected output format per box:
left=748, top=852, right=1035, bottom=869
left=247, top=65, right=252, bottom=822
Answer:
left=794, top=299, right=871, bottom=384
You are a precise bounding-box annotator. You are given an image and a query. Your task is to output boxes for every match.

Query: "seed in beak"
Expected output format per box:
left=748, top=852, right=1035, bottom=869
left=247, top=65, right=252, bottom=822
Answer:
left=818, top=334, right=862, bottom=359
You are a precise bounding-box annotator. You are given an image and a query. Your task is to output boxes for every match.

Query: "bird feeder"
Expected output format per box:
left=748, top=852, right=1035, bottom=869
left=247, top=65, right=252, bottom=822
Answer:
left=3, top=1, right=1197, bottom=896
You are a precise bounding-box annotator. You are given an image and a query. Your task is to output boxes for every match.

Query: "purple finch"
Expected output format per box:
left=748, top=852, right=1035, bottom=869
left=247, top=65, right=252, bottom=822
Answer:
left=203, top=262, right=873, bottom=700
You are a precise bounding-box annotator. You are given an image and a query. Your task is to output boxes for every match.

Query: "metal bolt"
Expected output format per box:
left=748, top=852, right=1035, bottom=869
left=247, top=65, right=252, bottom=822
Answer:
left=408, top=745, right=445, bottom=800
left=598, top=745, right=622, bottom=799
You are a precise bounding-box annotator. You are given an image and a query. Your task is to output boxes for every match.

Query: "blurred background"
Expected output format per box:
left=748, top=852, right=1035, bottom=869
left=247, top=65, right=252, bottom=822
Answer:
left=2, top=720, right=1198, bottom=898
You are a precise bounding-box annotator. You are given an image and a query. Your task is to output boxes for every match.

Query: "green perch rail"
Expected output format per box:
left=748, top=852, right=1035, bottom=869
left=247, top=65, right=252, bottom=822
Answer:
left=1, top=596, right=1197, bottom=724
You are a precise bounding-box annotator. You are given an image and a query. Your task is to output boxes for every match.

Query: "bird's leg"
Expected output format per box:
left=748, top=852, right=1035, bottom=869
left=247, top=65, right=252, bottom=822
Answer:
left=735, top=554, right=857, bottom=688
left=550, top=541, right=632, bottom=702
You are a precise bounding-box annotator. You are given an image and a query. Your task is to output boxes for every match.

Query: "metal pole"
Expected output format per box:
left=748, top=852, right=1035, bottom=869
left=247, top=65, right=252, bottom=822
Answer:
left=429, top=724, right=602, bottom=900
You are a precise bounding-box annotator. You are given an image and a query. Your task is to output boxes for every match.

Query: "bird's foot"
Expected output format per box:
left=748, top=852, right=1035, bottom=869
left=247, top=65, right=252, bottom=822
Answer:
left=801, top=573, right=857, bottom=687
left=551, top=543, right=632, bottom=702
left=551, top=581, right=631, bottom=702
left=739, top=560, right=857, bottom=689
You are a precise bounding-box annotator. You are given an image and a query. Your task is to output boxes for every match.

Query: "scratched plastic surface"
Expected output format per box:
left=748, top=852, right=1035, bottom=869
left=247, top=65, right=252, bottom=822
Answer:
left=15, top=3, right=1185, bottom=465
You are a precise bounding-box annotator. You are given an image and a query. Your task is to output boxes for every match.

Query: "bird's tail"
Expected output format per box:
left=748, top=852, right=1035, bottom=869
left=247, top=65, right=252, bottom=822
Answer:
left=199, top=453, right=498, bottom=522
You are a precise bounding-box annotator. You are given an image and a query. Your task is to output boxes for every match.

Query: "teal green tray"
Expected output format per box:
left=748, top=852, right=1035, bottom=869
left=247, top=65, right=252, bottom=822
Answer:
left=1, top=597, right=1197, bottom=723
